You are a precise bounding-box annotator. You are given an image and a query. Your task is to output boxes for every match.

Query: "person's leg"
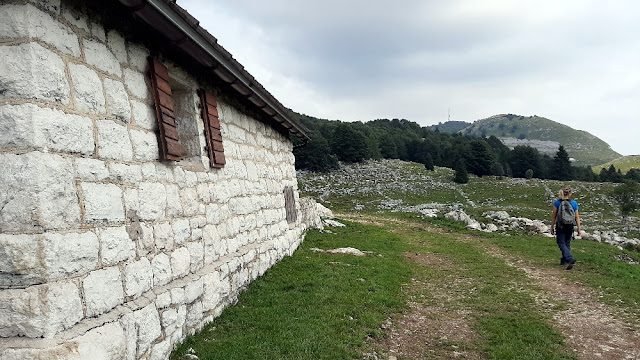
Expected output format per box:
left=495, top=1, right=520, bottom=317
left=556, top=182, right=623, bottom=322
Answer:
left=556, top=227, right=575, bottom=265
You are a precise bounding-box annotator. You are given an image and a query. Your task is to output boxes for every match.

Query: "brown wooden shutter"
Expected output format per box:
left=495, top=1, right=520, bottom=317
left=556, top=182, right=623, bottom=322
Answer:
left=148, top=57, right=182, bottom=161
left=284, top=186, right=297, bottom=223
left=198, top=90, right=226, bottom=168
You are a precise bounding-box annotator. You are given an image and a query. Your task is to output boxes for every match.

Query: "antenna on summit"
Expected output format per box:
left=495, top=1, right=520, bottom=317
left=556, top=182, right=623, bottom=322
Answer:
left=448, top=108, right=451, bottom=122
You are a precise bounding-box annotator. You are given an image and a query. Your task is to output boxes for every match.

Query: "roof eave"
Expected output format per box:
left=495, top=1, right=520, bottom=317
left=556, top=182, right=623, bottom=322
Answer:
left=117, top=0, right=309, bottom=141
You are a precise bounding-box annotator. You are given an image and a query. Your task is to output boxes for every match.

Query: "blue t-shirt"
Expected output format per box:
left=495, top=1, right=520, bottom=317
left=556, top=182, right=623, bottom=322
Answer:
left=554, top=199, right=578, bottom=211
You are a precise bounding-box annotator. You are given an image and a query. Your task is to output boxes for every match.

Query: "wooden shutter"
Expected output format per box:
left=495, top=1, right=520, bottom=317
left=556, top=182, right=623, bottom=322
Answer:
left=284, top=186, right=297, bottom=223
left=148, top=57, right=182, bottom=161
left=198, top=90, right=226, bottom=168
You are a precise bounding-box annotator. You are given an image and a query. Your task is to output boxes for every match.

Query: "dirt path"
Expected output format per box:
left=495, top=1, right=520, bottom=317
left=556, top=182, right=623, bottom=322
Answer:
left=483, top=243, right=640, bottom=360
left=345, top=214, right=640, bottom=360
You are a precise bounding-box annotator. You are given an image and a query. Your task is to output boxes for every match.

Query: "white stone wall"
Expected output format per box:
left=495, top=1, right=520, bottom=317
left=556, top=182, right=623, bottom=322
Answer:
left=0, top=1, right=313, bottom=358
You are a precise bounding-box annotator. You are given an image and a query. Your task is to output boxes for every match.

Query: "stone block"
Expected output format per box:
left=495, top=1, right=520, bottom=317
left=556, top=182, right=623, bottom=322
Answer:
left=27, top=0, right=61, bottom=14
left=138, top=182, right=166, bottom=220
left=141, top=162, right=157, bottom=180
left=42, top=280, right=84, bottom=337
left=165, top=184, right=183, bottom=217
left=76, top=158, right=109, bottom=180
left=0, top=280, right=83, bottom=338
left=118, top=311, right=137, bottom=360
left=62, top=5, right=89, bottom=32
left=133, top=304, right=161, bottom=357
left=184, top=277, right=203, bottom=304
left=0, top=3, right=80, bottom=56
left=135, top=221, right=153, bottom=255
left=160, top=307, right=177, bottom=330
left=150, top=339, right=171, bottom=360
left=108, top=162, right=142, bottom=183
left=96, top=119, right=133, bottom=161
left=81, top=182, right=125, bottom=223
left=0, top=234, right=42, bottom=287
left=202, top=270, right=228, bottom=312
left=83, top=266, right=124, bottom=317
left=75, top=321, right=127, bottom=360
left=123, top=68, right=148, bottom=99
left=124, top=257, right=153, bottom=298
left=151, top=253, right=171, bottom=286
left=155, top=163, right=175, bottom=181
left=170, top=247, right=191, bottom=279
left=99, top=226, right=135, bottom=266
left=69, top=62, right=105, bottom=113
left=170, top=287, right=185, bottom=305
left=0, top=42, right=69, bottom=104
left=186, top=241, right=204, bottom=273
left=127, top=42, right=150, bottom=72
left=43, top=231, right=98, bottom=280
left=0, top=105, right=95, bottom=155
left=90, top=20, right=106, bottom=41
left=153, top=222, right=174, bottom=250
left=124, top=188, right=139, bottom=214
left=130, top=128, right=159, bottom=161
left=107, top=30, right=127, bottom=64
left=131, top=100, right=157, bottom=131
left=172, top=218, right=191, bottom=245
left=83, top=39, right=121, bottom=76
left=180, top=187, right=199, bottom=216
left=156, top=291, right=171, bottom=308
left=185, top=300, right=203, bottom=330
left=104, top=78, right=131, bottom=122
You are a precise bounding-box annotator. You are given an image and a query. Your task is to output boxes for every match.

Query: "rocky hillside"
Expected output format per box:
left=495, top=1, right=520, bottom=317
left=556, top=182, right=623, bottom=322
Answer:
left=460, top=114, right=620, bottom=166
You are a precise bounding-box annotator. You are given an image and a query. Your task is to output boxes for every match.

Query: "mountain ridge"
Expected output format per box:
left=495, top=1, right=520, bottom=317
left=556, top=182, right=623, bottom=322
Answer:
left=440, top=114, right=620, bottom=166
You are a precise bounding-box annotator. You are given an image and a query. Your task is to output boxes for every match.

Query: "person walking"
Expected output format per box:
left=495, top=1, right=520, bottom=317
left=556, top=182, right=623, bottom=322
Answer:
left=551, top=186, right=581, bottom=270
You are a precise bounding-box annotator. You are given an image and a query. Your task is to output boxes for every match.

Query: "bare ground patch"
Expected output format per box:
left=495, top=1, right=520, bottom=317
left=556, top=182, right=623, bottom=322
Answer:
left=365, top=269, right=482, bottom=360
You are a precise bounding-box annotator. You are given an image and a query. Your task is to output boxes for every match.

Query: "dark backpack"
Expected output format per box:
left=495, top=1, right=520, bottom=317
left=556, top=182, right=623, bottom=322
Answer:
left=556, top=199, right=576, bottom=228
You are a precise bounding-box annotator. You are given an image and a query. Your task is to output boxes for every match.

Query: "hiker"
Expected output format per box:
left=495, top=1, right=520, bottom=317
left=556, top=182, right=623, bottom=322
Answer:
left=550, top=186, right=581, bottom=270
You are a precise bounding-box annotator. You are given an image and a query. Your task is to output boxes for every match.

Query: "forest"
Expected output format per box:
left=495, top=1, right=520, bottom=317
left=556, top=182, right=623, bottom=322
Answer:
left=291, top=113, right=640, bottom=185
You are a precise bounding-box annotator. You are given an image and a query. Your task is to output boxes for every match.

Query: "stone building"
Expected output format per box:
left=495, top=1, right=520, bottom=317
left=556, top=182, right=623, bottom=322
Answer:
left=0, top=0, right=317, bottom=358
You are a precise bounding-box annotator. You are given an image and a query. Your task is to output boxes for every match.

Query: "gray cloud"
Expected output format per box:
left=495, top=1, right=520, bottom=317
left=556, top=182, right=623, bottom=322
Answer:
left=179, top=0, right=640, bottom=155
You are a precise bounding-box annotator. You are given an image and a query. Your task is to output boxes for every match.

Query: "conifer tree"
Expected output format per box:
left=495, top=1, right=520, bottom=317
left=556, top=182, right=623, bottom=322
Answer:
left=453, top=159, right=469, bottom=184
left=551, top=145, right=572, bottom=180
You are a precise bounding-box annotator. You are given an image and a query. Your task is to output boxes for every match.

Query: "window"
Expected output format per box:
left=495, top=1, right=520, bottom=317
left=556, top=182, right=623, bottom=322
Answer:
left=148, top=57, right=225, bottom=169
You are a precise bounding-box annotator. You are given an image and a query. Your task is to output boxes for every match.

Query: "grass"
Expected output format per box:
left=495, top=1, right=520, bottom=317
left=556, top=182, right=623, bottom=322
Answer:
left=171, top=221, right=414, bottom=360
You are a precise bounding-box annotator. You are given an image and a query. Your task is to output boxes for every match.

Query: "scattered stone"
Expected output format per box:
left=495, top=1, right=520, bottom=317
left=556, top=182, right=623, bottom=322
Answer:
left=311, top=247, right=367, bottom=256
left=324, top=219, right=345, bottom=227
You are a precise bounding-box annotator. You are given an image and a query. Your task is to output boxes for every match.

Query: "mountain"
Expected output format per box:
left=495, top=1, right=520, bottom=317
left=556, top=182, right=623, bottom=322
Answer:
left=459, top=114, right=620, bottom=166
left=424, top=121, right=471, bottom=133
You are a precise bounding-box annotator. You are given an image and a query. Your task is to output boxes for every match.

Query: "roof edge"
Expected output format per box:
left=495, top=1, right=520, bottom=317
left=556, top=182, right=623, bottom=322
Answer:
left=117, top=0, right=309, bottom=141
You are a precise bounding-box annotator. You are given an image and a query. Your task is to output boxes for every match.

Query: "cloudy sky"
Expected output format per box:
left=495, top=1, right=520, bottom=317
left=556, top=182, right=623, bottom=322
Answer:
left=179, top=0, right=640, bottom=156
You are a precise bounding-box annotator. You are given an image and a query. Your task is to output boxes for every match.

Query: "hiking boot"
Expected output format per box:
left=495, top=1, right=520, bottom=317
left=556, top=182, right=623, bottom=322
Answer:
left=566, top=259, right=576, bottom=270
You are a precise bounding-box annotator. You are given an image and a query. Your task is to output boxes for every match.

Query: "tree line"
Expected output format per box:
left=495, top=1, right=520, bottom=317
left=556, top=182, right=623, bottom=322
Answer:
left=291, top=113, right=639, bottom=185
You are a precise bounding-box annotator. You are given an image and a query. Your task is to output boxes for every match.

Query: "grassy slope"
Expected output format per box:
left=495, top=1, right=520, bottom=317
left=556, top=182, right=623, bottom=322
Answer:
left=595, top=155, right=640, bottom=173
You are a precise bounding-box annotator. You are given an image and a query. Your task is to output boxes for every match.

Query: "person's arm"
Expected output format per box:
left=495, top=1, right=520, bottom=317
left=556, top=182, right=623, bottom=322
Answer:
left=551, top=206, right=558, bottom=235
left=575, top=210, right=581, bottom=235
